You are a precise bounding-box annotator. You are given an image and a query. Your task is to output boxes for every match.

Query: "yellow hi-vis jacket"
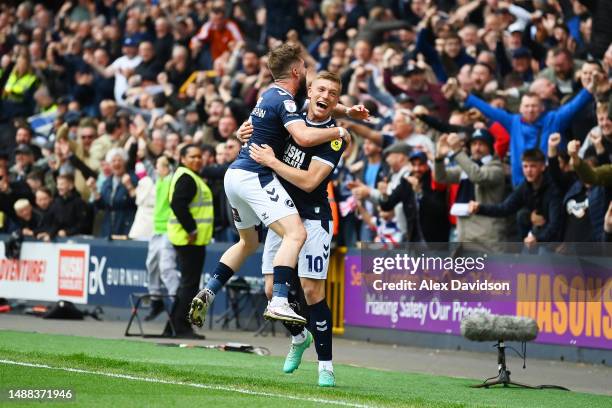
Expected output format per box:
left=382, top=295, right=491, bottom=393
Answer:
left=3, top=71, right=38, bottom=101
left=167, top=166, right=213, bottom=246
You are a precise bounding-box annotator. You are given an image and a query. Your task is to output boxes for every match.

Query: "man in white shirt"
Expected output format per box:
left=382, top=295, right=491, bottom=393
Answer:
left=88, top=37, right=142, bottom=106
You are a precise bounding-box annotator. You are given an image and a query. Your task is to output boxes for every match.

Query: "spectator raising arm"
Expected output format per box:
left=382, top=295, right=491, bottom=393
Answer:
left=367, top=74, right=396, bottom=108
left=341, top=121, right=383, bottom=146
left=553, top=73, right=600, bottom=131
left=332, top=103, right=370, bottom=121
left=417, top=113, right=471, bottom=135
left=56, top=141, right=98, bottom=181
left=414, top=9, right=448, bottom=83
left=460, top=90, right=514, bottom=131
left=453, top=152, right=503, bottom=186
left=433, top=134, right=462, bottom=184
left=547, top=132, right=574, bottom=192
left=569, top=140, right=612, bottom=187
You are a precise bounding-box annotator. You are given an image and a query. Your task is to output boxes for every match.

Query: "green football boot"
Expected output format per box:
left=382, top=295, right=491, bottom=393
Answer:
left=283, top=330, right=313, bottom=373
left=318, top=369, right=336, bottom=387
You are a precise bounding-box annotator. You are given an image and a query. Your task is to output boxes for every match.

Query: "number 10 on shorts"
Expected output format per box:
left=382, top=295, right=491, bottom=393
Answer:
left=306, top=255, right=324, bottom=273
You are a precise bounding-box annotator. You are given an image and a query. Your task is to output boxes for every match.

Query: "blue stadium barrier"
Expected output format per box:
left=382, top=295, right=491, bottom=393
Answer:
left=0, top=235, right=263, bottom=310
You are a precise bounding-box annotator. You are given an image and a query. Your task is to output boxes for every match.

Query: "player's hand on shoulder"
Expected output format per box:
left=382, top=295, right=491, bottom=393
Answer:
left=249, top=143, right=275, bottom=166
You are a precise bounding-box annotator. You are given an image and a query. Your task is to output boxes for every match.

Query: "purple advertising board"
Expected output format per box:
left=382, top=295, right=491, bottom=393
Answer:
left=344, top=255, right=612, bottom=350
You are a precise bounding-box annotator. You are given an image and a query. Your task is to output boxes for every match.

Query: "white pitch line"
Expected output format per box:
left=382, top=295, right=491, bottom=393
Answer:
left=0, top=359, right=375, bottom=408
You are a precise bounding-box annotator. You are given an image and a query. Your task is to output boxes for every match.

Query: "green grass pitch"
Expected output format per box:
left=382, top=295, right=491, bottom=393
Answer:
left=0, top=331, right=610, bottom=407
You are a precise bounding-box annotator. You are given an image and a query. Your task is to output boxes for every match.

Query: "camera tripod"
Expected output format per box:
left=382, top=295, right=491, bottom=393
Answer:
left=471, top=340, right=570, bottom=391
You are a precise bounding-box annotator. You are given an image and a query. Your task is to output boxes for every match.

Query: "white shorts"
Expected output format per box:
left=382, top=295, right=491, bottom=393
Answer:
left=262, top=219, right=333, bottom=280
left=224, top=168, right=299, bottom=229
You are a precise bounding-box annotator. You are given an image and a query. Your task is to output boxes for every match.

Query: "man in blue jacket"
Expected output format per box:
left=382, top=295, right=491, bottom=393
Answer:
left=452, top=73, right=599, bottom=185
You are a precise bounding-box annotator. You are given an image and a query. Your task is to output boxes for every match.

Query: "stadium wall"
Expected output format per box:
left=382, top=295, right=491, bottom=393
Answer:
left=0, top=236, right=265, bottom=314
left=1, top=236, right=609, bottom=365
left=343, top=249, right=612, bottom=366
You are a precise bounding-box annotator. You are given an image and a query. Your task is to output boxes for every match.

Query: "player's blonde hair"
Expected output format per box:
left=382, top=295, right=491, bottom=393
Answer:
left=313, top=70, right=341, bottom=87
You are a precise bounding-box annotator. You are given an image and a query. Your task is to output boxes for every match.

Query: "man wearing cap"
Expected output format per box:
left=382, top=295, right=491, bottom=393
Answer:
left=434, top=129, right=506, bottom=244
left=350, top=143, right=422, bottom=242
left=10, top=144, right=37, bottom=183
left=509, top=47, right=535, bottom=84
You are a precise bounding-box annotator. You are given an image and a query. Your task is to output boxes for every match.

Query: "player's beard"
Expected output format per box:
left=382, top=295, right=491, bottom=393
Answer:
left=295, top=74, right=307, bottom=105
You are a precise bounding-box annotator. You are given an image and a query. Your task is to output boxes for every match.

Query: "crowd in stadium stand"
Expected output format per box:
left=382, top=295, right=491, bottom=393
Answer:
left=1, top=0, right=611, bottom=247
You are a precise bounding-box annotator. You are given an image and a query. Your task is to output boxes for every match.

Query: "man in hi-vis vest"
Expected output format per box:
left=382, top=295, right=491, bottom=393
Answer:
left=166, top=144, right=213, bottom=338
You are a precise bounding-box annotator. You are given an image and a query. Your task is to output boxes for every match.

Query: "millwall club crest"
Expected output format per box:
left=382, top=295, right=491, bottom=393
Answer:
left=331, top=138, right=342, bottom=151
left=283, top=100, right=297, bottom=113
